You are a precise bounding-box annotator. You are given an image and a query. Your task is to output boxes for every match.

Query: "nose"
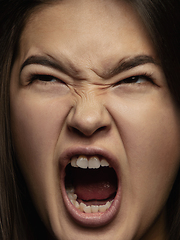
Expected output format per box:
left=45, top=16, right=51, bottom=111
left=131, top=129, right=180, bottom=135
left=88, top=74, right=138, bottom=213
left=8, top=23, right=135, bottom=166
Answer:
left=67, top=94, right=111, bottom=137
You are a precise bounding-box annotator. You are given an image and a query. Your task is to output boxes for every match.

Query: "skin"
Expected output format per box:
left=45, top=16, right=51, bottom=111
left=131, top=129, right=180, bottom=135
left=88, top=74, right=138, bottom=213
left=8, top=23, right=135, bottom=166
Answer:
left=10, top=0, right=180, bottom=239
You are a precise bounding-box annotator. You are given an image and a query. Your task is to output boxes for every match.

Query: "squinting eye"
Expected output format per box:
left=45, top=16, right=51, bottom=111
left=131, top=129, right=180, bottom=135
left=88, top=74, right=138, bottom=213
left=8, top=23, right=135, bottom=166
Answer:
left=28, top=74, right=63, bottom=84
left=114, top=74, right=153, bottom=86
left=38, top=75, right=57, bottom=82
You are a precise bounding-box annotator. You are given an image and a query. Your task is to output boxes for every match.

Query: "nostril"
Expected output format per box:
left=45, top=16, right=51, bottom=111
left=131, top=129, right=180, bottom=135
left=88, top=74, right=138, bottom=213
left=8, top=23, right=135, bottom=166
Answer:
left=96, top=126, right=107, bottom=133
left=68, top=125, right=109, bottom=137
left=68, top=126, right=86, bottom=137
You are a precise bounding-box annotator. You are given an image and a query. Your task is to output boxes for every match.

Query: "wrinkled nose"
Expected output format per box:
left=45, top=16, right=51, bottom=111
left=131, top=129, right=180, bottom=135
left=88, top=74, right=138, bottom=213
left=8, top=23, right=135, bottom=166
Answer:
left=67, top=96, right=111, bottom=137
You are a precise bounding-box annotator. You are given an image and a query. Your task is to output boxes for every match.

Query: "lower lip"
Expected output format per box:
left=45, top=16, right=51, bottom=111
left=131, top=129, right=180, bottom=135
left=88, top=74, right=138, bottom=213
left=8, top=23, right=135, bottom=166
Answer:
left=61, top=180, right=121, bottom=227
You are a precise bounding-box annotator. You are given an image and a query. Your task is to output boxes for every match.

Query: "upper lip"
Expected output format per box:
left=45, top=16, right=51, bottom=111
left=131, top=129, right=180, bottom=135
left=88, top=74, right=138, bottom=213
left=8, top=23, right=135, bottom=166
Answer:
left=59, top=145, right=121, bottom=176
left=59, top=145, right=122, bottom=227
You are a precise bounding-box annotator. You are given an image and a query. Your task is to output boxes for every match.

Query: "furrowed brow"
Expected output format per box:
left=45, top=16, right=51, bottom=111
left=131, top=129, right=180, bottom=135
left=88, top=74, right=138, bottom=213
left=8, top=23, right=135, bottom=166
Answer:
left=20, top=54, right=159, bottom=80
left=20, top=55, right=80, bottom=77
left=102, top=55, right=159, bottom=79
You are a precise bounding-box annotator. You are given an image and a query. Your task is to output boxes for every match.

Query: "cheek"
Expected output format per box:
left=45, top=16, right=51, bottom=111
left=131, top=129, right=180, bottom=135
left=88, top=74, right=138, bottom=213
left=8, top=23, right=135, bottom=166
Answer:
left=107, top=92, right=180, bottom=200
left=105, top=91, right=180, bottom=236
left=10, top=93, right=71, bottom=177
left=122, top=107, right=180, bottom=171
left=10, top=92, right=73, bottom=222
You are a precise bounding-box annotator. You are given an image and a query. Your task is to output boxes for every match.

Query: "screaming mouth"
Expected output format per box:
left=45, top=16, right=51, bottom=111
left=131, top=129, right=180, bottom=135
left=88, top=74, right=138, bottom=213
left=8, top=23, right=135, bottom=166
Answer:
left=65, top=155, right=118, bottom=213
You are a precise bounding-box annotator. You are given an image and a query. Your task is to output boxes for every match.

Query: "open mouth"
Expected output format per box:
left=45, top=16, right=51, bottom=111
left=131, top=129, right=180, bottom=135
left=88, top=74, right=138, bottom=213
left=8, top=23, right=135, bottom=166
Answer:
left=65, top=155, right=117, bottom=213
left=61, top=150, right=121, bottom=227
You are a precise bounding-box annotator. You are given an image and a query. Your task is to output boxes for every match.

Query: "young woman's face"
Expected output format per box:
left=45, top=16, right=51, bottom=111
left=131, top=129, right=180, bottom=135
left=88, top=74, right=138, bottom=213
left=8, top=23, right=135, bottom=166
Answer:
left=10, top=0, right=180, bottom=239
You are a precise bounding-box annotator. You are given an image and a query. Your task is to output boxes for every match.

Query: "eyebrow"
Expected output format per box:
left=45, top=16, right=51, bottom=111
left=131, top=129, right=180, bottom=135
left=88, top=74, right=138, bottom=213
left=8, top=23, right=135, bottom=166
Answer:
left=20, top=55, right=79, bottom=77
left=102, top=55, right=158, bottom=79
left=20, top=54, right=158, bottom=79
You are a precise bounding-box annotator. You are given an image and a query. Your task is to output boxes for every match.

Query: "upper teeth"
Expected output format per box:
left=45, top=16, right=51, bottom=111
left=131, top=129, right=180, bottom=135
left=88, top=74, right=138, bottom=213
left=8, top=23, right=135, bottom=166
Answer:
left=71, top=155, right=109, bottom=169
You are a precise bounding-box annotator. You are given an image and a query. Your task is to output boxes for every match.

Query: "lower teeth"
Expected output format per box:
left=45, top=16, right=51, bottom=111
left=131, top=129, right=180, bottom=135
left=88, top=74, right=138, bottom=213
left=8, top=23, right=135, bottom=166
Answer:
left=66, top=188, right=113, bottom=213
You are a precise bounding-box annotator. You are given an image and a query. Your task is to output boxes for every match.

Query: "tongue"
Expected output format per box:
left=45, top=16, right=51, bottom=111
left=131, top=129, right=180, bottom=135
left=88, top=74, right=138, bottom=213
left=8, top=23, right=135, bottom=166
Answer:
left=72, top=167, right=117, bottom=201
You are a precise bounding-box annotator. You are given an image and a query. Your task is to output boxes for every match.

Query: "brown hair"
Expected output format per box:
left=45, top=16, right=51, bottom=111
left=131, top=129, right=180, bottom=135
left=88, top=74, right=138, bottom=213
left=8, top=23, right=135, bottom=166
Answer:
left=129, top=2, right=180, bottom=239
left=0, top=0, right=180, bottom=239
left=0, top=2, right=56, bottom=239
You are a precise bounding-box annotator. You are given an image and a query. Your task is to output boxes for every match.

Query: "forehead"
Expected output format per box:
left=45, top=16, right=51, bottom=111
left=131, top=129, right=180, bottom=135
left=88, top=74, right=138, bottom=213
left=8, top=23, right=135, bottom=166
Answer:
left=18, top=0, right=156, bottom=76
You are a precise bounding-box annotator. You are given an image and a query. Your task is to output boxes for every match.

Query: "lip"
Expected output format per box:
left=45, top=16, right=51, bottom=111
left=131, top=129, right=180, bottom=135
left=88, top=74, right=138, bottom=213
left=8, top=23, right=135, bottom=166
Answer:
left=59, top=146, right=121, bottom=227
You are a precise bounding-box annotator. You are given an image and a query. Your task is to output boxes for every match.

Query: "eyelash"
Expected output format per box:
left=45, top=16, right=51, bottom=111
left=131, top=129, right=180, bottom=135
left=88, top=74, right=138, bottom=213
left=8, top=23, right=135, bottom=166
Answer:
left=113, top=73, right=154, bottom=87
left=27, top=73, right=153, bottom=86
left=27, top=74, right=64, bottom=85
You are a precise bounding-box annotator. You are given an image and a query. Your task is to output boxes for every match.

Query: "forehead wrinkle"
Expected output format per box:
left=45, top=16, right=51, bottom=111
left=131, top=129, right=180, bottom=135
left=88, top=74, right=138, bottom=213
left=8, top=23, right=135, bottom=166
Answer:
left=47, top=51, right=103, bottom=81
